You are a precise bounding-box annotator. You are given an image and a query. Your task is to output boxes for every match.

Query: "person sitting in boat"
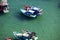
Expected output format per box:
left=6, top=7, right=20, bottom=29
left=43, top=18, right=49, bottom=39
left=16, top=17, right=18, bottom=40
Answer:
left=24, top=5, right=31, bottom=11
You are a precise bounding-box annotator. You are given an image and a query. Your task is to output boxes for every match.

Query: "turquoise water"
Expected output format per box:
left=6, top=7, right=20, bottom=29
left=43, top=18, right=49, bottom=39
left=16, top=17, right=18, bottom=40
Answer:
left=0, top=0, right=60, bottom=40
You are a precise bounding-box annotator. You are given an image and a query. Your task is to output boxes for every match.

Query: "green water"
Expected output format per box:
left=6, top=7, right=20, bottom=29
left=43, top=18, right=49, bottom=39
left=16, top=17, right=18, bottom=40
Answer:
left=0, top=0, right=60, bottom=40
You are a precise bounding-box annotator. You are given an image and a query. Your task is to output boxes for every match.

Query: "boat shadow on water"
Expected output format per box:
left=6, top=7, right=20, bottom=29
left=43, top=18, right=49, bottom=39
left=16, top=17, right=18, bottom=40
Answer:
left=58, top=3, right=60, bottom=8
left=0, top=11, right=5, bottom=16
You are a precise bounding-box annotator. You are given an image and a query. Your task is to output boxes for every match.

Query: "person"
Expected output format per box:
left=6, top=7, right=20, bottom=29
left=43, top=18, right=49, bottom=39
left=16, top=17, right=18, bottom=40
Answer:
left=24, top=5, right=31, bottom=11
left=22, top=30, right=32, bottom=40
left=6, top=37, right=12, bottom=40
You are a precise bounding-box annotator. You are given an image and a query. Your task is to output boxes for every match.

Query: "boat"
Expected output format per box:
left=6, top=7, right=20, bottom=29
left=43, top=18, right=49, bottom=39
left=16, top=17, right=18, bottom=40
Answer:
left=20, top=9, right=37, bottom=18
left=20, top=7, right=43, bottom=18
left=13, top=31, right=38, bottom=40
left=0, top=0, right=9, bottom=13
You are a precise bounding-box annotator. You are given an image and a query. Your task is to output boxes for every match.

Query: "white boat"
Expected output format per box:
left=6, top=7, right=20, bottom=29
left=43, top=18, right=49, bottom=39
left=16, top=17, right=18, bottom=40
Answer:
left=13, top=32, right=38, bottom=40
left=20, top=7, right=43, bottom=18
left=20, top=9, right=37, bottom=18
